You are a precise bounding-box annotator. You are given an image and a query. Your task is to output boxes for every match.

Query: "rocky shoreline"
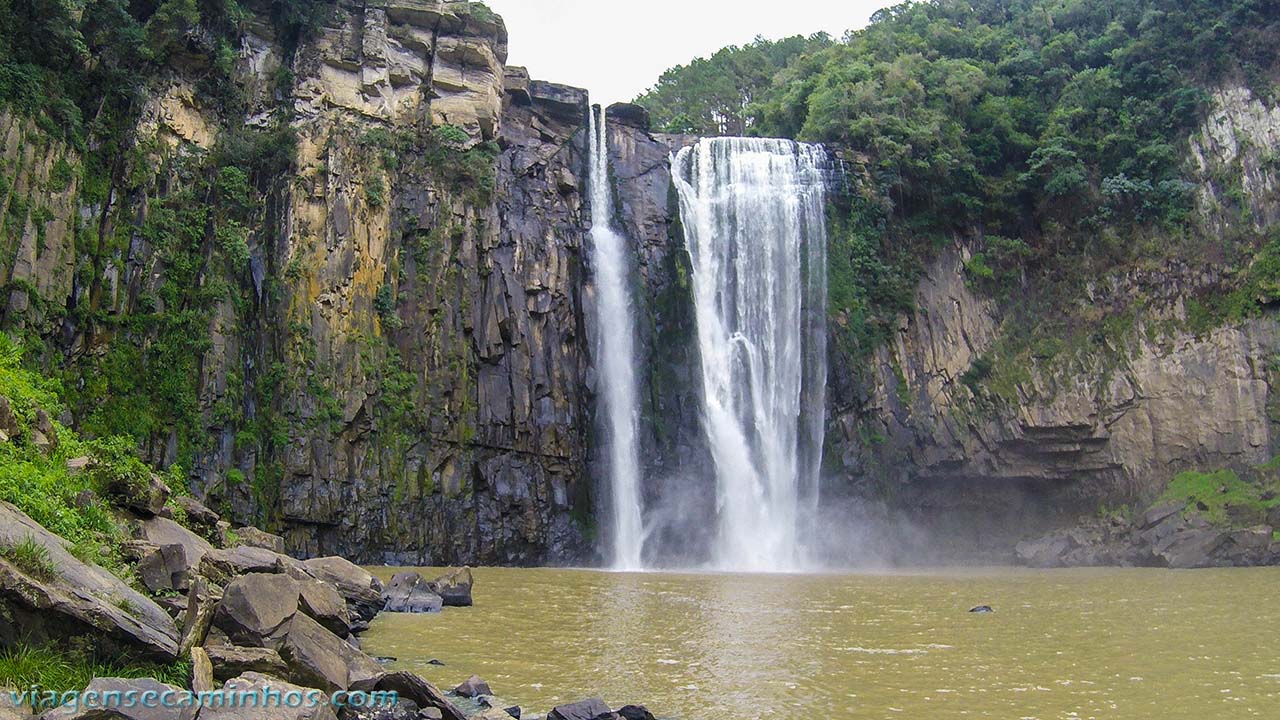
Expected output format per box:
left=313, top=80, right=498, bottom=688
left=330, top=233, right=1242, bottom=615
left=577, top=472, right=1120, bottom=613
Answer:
left=0, top=488, right=656, bottom=720
left=1015, top=499, right=1280, bottom=569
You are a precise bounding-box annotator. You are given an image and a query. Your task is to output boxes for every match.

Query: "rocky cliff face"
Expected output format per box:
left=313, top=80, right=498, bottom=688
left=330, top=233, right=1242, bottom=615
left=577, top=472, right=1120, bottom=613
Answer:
left=822, top=85, right=1280, bottom=563
left=1, top=0, right=652, bottom=565
left=4, top=0, right=1278, bottom=567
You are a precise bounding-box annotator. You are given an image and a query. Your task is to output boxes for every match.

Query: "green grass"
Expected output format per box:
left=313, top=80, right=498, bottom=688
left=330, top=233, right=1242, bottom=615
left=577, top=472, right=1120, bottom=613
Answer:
left=0, top=645, right=190, bottom=694
left=1156, top=468, right=1280, bottom=527
left=0, top=537, right=57, bottom=579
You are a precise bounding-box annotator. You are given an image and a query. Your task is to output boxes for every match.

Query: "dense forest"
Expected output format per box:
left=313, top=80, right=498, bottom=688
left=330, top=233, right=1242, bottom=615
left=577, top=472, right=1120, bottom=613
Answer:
left=638, top=0, right=1280, bottom=369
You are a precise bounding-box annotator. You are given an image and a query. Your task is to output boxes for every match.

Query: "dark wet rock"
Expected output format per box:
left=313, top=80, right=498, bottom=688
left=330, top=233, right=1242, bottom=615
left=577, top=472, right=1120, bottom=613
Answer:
left=235, top=526, right=287, bottom=554
left=374, top=672, right=468, bottom=720
left=213, top=573, right=301, bottom=646
left=428, top=567, right=474, bottom=608
left=503, top=707, right=522, bottom=719
left=304, top=557, right=385, bottom=626
left=42, top=677, right=195, bottom=720
left=616, top=707, right=655, bottom=720
left=337, top=697, right=420, bottom=720
left=547, top=699, right=613, bottom=720
left=381, top=572, right=443, bottom=614
left=969, top=605, right=994, bottom=613
left=205, top=645, right=290, bottom=682
left=202, top=673, right=338, bottom=720
left=452, top=675, right=491, bottom=698
left=0, top=501, right=179, bottom=658
left=427, top=659, right=445, bottom=666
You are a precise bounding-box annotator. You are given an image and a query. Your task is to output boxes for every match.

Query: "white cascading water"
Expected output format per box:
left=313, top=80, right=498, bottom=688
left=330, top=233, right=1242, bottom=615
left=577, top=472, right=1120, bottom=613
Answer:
left=588, top=106, right=646, bottom=570
left=672, top=138, right=829, bottom=572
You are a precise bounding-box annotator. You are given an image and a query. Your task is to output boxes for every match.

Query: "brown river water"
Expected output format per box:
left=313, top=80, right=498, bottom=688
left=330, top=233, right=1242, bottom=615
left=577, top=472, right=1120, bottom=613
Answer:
left=362, top=567, right=1280, bottom=719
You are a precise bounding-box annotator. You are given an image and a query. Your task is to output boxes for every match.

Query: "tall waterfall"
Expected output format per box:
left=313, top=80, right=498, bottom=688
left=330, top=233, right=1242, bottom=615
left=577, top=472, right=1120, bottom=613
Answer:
left=672, top=138, right=829, bottom=572
left=588, top=106, right=646, bottom=570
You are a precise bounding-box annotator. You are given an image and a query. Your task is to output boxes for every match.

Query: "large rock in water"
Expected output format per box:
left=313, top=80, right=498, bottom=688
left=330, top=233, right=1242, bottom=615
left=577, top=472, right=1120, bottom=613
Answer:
left=380, top=572, right=442, bottom=613
left=428, top=567, right=474, bottom=607
left=0, top=502, right=179, bottom=658
left=303, top=557, right=385, bottom=625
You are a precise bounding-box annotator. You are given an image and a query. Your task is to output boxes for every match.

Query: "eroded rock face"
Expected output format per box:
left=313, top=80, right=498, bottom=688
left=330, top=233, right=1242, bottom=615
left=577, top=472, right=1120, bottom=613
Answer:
left=825, top=243, right=1280, bottom=562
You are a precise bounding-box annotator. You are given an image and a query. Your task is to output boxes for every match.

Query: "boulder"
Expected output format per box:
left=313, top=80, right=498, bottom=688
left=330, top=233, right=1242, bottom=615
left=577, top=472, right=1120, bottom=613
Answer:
left=204, top=645, right=290, bottom=682
left=177, top=576, right=218, bottom=655
left=278, top=613, right=384, bottom=693
left=30, top=410, right=57, bottom=455
left=235, top=527, right=287, bottom=554
left=200, top=673, right=338, bottom=720
left=0, top=501, right=179, bottom=658
left=213, top=573, right=301, bottom=647
left=617, top=707, right=655, bottom=720
left=136, top=517, right=213, bottom=565
left=292, top=572, right=354, bottom=638
left=102, top=470, right=170, bottom=517
left=452, top=675, right=490, bottom=698
left=136, top=543, right=202, bottom=593
left=0, top=688, right=31, bottom=720
left=200, top=546, right=302, bottom=585
left=427, top=568, right=473, bottom=608
left=373, top=673, right=467, bottom=720
left=174, top=496, right=220, bottom=528
left=380, top=572, right=442, bottom=614
left=0, top=396, right=19, bottom=442
left=547, top=699, right=613, bottom=720
left=303, top=558, right=384, bottom=625
left=1140, top=501, right=1187, bottom=530
left=1159, top=528, right=1230, bottom=569
left=41, top=677, right=195, bottom=720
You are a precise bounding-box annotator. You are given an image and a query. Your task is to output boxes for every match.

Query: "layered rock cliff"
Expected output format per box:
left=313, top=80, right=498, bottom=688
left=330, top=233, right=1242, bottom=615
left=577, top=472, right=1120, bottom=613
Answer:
left=3, top=0, right=1279, bottom=567
left=821, top=85, right=1280, bottom=563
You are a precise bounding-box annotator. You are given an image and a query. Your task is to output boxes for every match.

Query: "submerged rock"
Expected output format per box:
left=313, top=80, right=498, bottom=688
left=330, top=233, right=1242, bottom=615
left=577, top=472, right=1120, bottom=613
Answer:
left=969, top=605, right=994, bottom=614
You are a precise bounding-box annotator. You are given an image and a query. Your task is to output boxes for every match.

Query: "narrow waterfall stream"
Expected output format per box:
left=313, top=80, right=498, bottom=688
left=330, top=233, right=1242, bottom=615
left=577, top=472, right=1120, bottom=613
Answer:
left=672, top=138, right=829, bottom=572
left=588, top=107, right=646, bottom=570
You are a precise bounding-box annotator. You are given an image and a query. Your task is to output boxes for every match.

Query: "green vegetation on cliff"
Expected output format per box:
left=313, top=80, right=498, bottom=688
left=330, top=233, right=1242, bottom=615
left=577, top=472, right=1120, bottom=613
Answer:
left=638, top=0, right=1280, bottom=361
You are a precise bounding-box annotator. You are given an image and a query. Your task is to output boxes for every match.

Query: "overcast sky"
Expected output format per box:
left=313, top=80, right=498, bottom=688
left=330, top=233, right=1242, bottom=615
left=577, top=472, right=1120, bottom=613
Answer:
left=483, top=0, right=894, bottom=106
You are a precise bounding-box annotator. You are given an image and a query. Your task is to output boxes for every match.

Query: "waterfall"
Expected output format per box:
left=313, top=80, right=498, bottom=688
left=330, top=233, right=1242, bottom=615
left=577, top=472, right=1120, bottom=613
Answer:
left=588, top=106, right=646, bottom=570
left=672, top=138, right=829, bottom=572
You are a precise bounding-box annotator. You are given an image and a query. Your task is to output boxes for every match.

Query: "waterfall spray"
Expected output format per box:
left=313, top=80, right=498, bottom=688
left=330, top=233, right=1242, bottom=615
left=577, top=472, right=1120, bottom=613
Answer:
left=672, top=137, right=829, bottom=572
left=588, top=106, right=646, bottom=570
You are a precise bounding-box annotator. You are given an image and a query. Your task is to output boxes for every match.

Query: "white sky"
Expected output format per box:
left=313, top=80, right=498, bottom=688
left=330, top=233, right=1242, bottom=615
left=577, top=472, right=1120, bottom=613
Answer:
left=484, top=0, right=894, bottom=106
